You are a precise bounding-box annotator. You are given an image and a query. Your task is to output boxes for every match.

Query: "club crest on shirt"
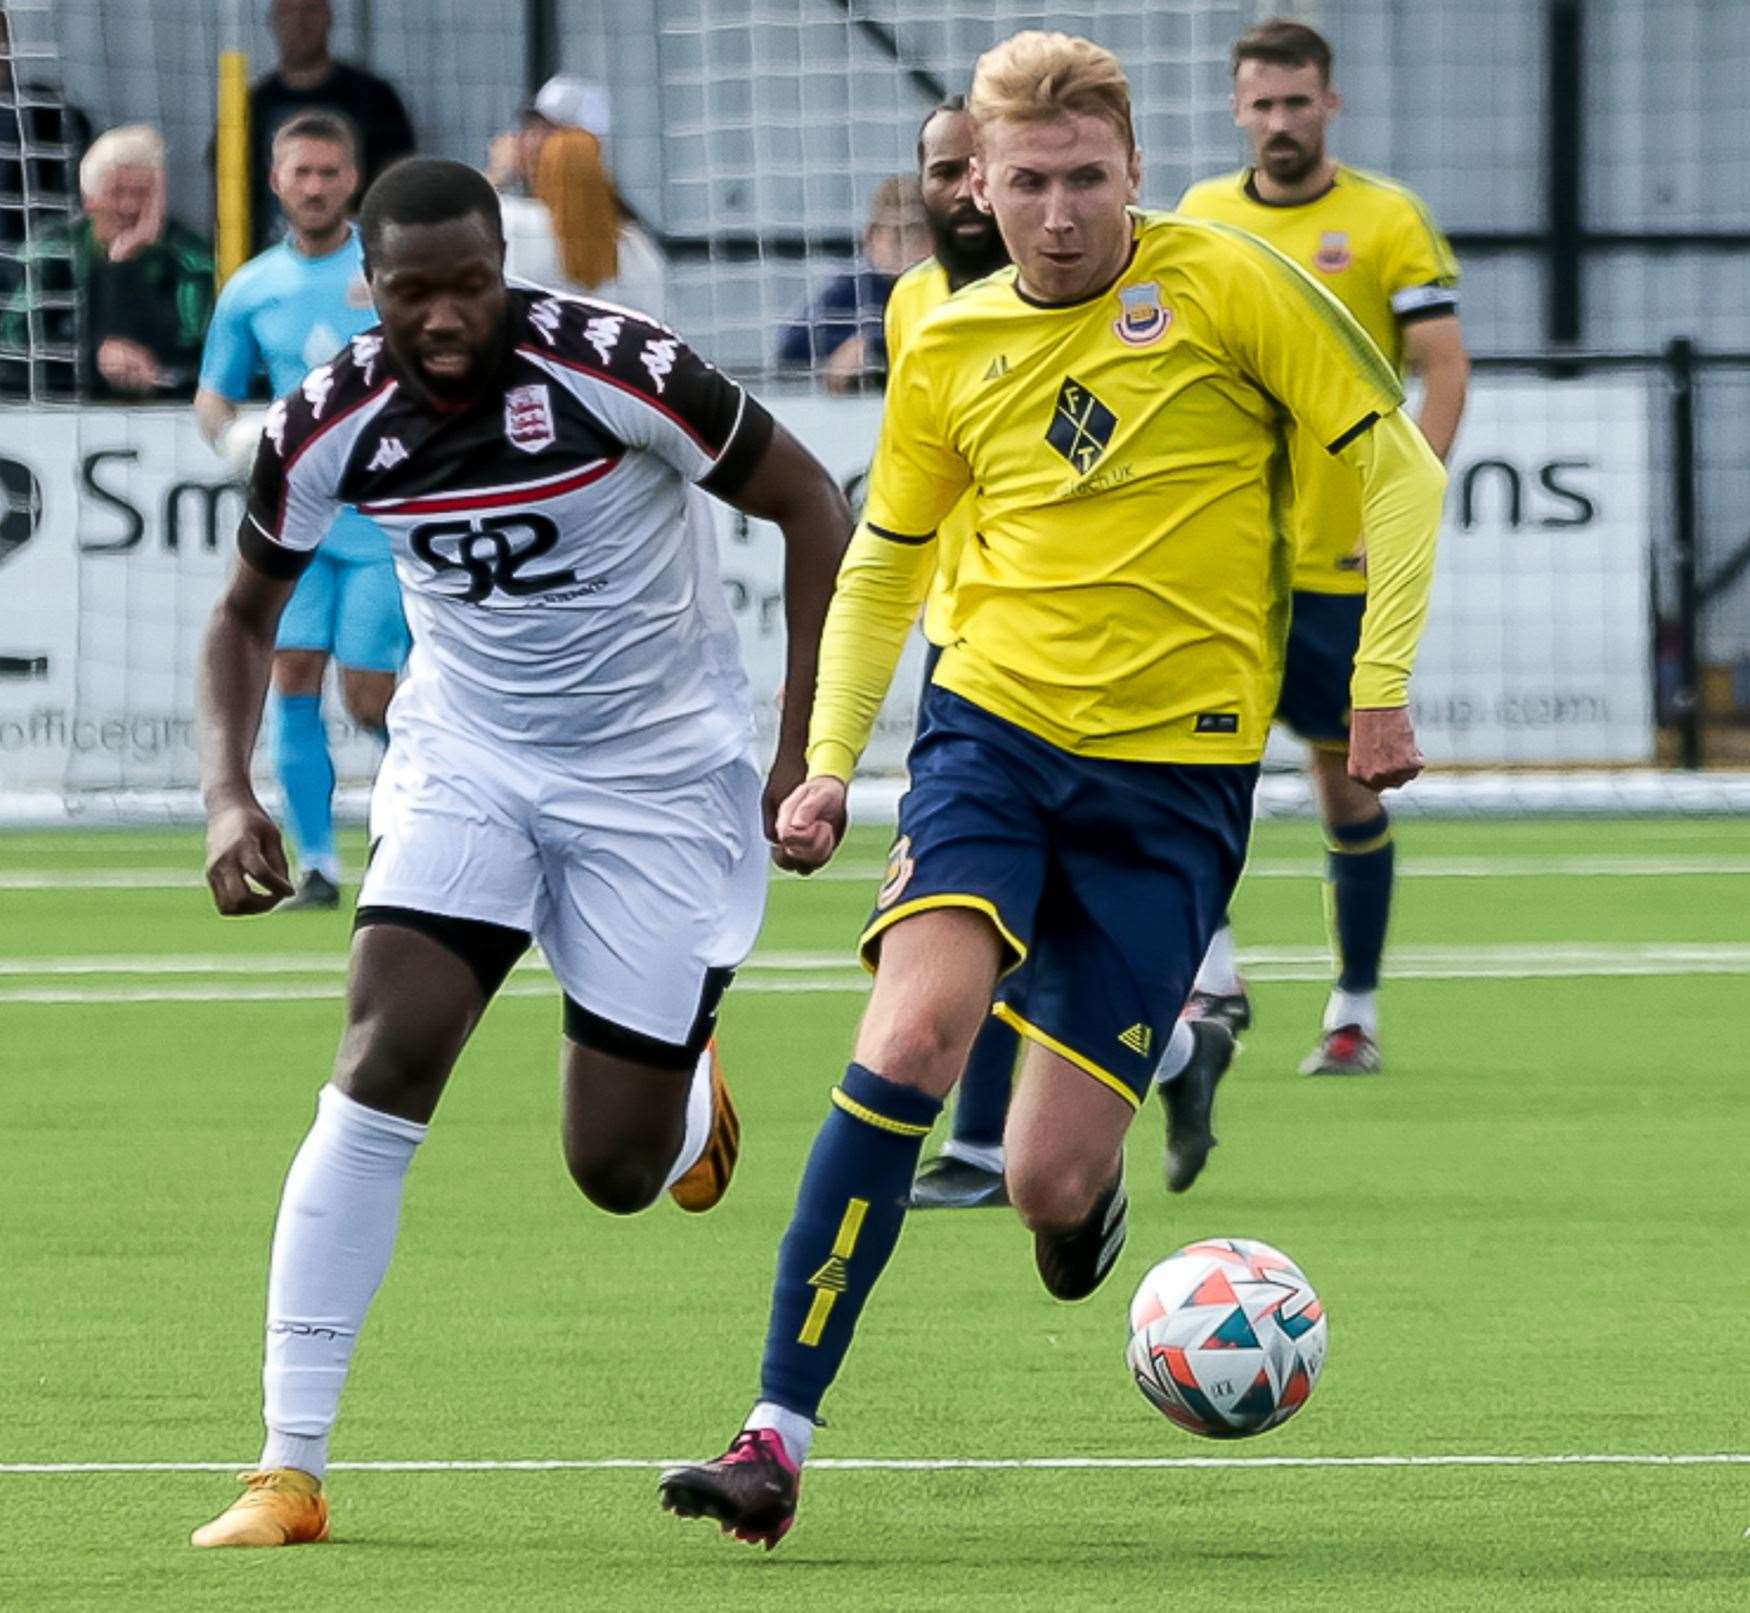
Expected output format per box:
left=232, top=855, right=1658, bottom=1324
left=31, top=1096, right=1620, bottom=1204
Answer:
left=345, top=273, right=373, bottom=309
left=875, top=835, right=915, bottom=911
left=505, top=383, right=556, bottom=454
left=1112, top=280, right=1171, bottom=347
left=1314, top=231, right=1352, bottom=273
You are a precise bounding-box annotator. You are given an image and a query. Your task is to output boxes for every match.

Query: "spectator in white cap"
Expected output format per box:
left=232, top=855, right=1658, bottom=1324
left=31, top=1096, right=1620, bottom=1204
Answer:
left=486, top=76, right=665, bottom=317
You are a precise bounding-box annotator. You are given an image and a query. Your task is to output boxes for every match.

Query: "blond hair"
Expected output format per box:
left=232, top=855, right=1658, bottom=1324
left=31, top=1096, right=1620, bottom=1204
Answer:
left=968, top=31, right=1134, bottom=152
left=535, top=128, right=620, bottom=290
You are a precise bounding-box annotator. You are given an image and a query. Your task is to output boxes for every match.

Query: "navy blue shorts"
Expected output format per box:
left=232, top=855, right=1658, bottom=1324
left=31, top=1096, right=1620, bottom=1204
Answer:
left=861, top=688, right=1256, bottom=1108
left=1276, top=590, right=1365, bottom=747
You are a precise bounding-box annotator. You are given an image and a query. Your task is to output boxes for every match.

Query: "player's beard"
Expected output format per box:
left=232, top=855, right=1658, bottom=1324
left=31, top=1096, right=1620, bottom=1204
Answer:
left=1260, top=137, right=1322, bottom=185
left=928, top=206, right=1009, bottom=285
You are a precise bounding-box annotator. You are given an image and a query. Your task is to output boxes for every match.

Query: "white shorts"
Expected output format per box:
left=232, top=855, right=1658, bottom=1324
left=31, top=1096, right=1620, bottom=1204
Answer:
left=359, top=714, right=768, bottom=1052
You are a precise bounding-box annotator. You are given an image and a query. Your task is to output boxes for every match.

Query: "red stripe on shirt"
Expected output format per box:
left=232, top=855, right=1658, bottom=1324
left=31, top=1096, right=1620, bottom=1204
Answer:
left=359, top=456, right=620, bottom=516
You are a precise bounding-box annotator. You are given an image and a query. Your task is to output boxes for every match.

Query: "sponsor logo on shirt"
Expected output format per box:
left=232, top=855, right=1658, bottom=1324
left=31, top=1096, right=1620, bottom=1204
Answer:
left=584, top=315, right=625, bottom=367
left=367, top=436, right=409, bottom=472
left=263, top=399, right=289, bottom=456
left=1314, top=231, right=1352, bottom=273
left=1045, top=378, right=1118, bottom=474
left=504, top=384, right=557, bottom=454
left=302, top=364, right=336, bottom=419
left=1112, top=280, right=1171, bottom=347
left=350, top=332, right=384, bottom=384
left=640, top=337, right=679, bottom=395
left=530, top=297, right=565, bottom=347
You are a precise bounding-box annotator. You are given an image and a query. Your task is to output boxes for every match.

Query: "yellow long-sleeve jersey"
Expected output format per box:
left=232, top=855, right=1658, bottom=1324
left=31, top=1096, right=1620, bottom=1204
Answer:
left=1177, top=165, right=1460, bottom=594
left=806, top=211, right=1447, bottom=781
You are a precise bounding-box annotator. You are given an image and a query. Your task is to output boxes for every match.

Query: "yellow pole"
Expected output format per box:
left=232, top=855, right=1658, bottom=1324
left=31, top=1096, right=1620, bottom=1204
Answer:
left=215, top=49, right=250, bottom=285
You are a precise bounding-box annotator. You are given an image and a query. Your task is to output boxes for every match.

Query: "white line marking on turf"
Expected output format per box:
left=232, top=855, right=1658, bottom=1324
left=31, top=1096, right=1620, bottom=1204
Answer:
left=3, top=1454, right=1746, bottom=1476
left=3, top=944, right=1748, bottom=1005
left=5, top=856, right=1749, bottom=891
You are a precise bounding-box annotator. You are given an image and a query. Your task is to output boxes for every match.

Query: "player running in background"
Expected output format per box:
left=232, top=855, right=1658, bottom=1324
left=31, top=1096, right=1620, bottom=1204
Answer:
left=660, top=31, right=1446, bottom=1549
left=196, top=111, right=409, bottom=911
left=1177, top=18, right=1470, bottom=1074
left=189, top=159, right=850, bottom=1549
left=888, top=95, right=1025, bottom=1211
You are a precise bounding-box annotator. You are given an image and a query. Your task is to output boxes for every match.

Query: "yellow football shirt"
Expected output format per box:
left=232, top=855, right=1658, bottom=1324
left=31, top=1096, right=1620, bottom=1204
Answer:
left=808, top=210, right=1444, bottom=776
left=1177, top=165, right=1460, bottom=594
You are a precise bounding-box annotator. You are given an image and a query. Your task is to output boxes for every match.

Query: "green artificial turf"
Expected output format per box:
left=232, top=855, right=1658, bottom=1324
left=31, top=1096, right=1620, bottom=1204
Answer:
left=2, top=817, right=1746, bottom=1610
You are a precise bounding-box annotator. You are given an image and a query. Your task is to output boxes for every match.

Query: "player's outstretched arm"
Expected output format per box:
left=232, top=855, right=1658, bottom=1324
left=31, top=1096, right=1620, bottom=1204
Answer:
left=1342, top=408, right=1447, bottom=791
left=713, top=421, right=854, bottom=865
left=198, top=555, right=298, bottom=914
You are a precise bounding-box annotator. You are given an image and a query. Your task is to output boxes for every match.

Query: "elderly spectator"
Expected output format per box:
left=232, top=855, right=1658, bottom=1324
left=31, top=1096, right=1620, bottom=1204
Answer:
left=0, top=123, right=213, bottom=400
left=244, top=0, right=414, bottom=249
left=492, top=122, right=666, bottom=318
left=774, top=174, right=930, bottom=393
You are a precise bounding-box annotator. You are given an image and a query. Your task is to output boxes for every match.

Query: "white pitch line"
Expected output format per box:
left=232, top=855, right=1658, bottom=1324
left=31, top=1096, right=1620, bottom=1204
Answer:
left=6, top=856, right=1750, bottom=892
left=4, top=945, right=1750, bottom=1005
left=3, top=1453, right=1746, bottom=1477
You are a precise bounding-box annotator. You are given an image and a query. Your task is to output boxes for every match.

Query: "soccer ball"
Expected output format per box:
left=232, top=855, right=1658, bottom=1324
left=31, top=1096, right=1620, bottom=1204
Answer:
left=1126, top=1237, right=1327, bottom=1439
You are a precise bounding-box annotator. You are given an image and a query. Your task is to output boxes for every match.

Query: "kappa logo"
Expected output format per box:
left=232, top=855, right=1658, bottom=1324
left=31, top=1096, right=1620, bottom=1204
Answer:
left=263, top=398, right=289, bottom=456
left=1045, top=378, right=1118, bottom=474
left=350, top=332, right=384, bottom=384
left=1314, top=230, right=1352, bottom=273
left=366, top=436, right=409, bottom=472
left=1112, top=280, right=1171, bottom=347
left=301, top=364, right=336, bottom=419
left=529, top=297, right=565, bottom=347
left=504, top=383, right=556, bottom=454
left=584, top=314, right=624, bottom=367
left=1118, top=1022, right=1153, bottom=1057
left=640, top=337, right=679, bottom=394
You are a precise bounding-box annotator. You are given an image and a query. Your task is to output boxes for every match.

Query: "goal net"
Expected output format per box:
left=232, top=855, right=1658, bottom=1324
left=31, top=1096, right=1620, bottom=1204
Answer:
left=1, top=0, right=1742, bottom=823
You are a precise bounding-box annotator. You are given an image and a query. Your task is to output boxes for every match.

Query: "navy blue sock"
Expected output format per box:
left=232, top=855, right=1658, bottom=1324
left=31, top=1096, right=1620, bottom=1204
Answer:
left=273, top=692, right=337, bottom=879
left=758, top=1063, right=943, bottom=1420
left=1327, top=811, right=1394, bottom=992
left=952, top=1013, right=1017, bottom=1150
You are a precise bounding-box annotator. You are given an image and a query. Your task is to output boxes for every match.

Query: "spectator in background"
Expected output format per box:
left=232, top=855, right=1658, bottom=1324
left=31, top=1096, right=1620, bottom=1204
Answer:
left=774, top=173, right=930, bottom=394
left=245, top=0, right=414, bottom=250
left=0, top=6, right=93, bottom=265
left=493, top=126, right=667, bottom=317
left=0, top=123, right=213, bottom=400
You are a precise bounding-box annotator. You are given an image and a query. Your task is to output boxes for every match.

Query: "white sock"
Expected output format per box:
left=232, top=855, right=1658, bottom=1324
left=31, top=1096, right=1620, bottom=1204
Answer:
left=1324, top=988, right=1379, bottom=1036
left=1151, top=1019, right=1198, bottom=1087
left=1193, top=925, right=1239, bottom=995
left=942, top=1137, right=1004, bottom=1174
left=746, top=1400, right=814, bottom=1468
left=306, top=852, right=342, bottom=884
left=660, top=1045, right=716, bottom=1192
left=259, top=1084, right=427, bottom=1480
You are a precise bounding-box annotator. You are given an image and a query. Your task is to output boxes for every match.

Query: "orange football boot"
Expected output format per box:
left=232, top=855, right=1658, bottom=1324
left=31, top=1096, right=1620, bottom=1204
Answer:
left=669, top=1041, right=741, bottom=1213
left=190, top=1468, right=330, bottom=1549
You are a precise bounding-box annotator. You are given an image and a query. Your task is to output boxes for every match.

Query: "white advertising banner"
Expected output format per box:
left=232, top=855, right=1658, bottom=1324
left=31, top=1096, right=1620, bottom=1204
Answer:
left=0, top=377, right=1653, bottom=797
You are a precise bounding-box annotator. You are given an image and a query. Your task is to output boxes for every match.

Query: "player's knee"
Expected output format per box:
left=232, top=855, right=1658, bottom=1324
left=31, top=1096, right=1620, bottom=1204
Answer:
left=563, top=1143, right=665, bottom=1216
left=1008, top=1158, right=1107, bottom=1235
left=857, top=1010, right=974, bottom=1095
left=340, top=673, right=393, bottom=732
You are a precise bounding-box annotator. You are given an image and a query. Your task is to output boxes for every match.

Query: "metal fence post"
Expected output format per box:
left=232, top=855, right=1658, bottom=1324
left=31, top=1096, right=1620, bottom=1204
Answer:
left=1666, top=337, right=1703, bottom=769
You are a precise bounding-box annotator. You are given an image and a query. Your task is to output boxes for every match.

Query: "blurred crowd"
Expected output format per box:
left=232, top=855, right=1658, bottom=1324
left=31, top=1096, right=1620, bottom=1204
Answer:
left=0, top=0, right=930, bottom=403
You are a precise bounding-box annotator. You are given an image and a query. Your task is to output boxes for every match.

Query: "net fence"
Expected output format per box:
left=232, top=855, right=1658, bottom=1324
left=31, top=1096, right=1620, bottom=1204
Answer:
left=0, top=0, right=1747, bottom=821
